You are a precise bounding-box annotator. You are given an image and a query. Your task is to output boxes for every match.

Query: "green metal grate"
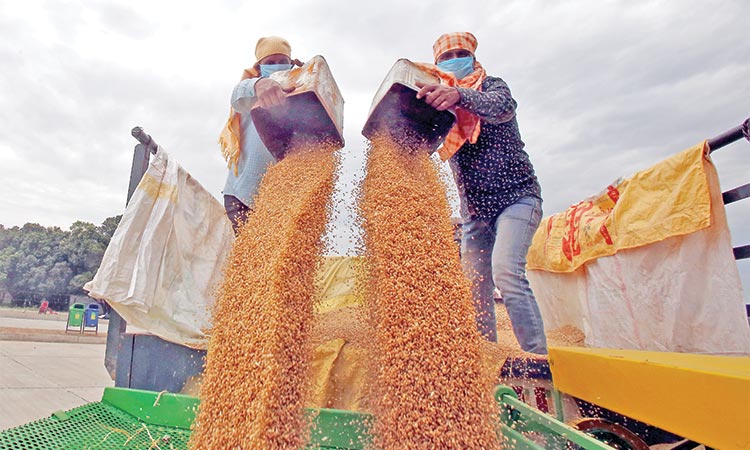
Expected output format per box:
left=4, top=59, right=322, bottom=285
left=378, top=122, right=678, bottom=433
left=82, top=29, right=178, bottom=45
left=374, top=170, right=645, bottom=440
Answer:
left=0, top=387, right=371, bottom=450
left=0, top=386, right=614, bottom=449
left=0, top=401, right=192, bottom=450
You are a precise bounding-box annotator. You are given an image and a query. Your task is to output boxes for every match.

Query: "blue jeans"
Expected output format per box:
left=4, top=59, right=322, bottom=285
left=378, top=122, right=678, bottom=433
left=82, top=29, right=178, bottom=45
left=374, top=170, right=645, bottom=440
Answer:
left=461, top=196, right=548, bottom=354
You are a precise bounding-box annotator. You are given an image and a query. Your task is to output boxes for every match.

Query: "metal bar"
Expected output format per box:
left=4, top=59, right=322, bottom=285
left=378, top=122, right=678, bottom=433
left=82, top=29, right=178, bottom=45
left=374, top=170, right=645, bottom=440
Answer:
left=105, top=127, right=158, bottom=381
left=131, top=126, right=159, bottom=155
left=125, top=143, right=151, bottom=204
left=669, top=440, right=705, bottom=450
left=499, top=423, right=546, bottom=450
left=722, top=182, right=750, bottom=205
left=733, top=244, right=750, bottom=260
left=552, top=388, right=566, bottom=422
left=501, top=395, right=616, bottom=449
left=707, top=117, right=750, bottom=153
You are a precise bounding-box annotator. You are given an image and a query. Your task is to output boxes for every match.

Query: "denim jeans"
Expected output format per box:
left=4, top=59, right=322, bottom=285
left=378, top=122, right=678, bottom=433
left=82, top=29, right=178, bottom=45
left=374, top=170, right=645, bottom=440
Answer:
left=461, top=196, right=548, bottom=354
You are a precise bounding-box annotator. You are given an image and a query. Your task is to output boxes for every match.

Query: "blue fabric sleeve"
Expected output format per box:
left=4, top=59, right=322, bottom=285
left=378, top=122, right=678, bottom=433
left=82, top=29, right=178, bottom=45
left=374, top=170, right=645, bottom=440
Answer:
left=231, top=78, right=260, bottom=112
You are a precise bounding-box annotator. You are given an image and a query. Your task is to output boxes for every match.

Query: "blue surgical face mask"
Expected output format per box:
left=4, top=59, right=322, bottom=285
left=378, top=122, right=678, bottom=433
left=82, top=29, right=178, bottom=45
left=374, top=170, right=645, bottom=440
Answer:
left=260, top=63, right=293, bottom=78
left=436, top=56, right=475, bottom=80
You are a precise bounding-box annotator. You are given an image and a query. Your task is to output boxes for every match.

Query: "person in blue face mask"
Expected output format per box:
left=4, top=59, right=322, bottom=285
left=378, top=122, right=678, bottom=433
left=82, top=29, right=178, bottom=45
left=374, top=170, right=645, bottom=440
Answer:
left=436, top=52, right=475, bottom=81
left=416, top=32, right=548, bottom=355
left=219, top=36, right=303, bottom=234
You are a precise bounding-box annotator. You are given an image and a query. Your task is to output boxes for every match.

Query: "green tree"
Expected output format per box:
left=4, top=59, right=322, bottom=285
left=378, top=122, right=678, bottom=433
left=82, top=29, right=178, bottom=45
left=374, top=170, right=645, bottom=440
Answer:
left=63, top=215, right=122, bottom=294
left=1, top=224, right=67, bottom=306
left=0, top=216, right=121, bottom=309
left=62, top=221, right=105, bottom=291
left=98, top=216, right=121, bottom=241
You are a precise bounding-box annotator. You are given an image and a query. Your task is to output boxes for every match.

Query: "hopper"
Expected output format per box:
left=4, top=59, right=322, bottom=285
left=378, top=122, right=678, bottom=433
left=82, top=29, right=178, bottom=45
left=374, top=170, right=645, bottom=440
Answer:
left=362, top=59, right=456, bottom=153
left=251, top=55, right=344, bottom=160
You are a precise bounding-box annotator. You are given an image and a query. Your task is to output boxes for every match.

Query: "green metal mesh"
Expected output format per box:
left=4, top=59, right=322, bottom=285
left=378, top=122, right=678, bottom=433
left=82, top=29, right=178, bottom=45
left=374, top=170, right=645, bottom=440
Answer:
left=0, top=401, right=191, bottom=450
left=0, top=385, right=612, bottom=449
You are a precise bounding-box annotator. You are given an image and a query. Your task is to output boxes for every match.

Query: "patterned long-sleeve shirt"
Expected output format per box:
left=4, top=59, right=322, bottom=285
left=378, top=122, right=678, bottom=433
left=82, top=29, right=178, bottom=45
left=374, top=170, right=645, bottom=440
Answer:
left=449, top=76, right=541, bottom=223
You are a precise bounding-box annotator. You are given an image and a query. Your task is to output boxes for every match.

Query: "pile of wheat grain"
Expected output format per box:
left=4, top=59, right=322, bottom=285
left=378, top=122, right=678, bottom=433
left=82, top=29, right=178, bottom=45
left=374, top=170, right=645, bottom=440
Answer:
left=189, top=146, right=337, bottom=449
left=359, top=135, right=502, bottom=449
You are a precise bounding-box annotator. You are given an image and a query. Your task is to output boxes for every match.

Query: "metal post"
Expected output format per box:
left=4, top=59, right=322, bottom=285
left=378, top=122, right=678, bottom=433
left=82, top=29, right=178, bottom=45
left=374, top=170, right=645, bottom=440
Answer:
left=706, top=117, right=750, bottom=262
left=104, top=127, right=158, bottom=380
left=552, top=388, right=566, bottom=422
left=707, top=117, right=750, bottom=152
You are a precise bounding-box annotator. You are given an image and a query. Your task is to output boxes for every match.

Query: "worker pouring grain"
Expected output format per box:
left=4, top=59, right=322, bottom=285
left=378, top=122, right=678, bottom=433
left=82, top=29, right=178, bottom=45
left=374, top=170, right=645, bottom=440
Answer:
left=191, top=35, right=345, bottom=449
left=416, top=32, right=548, bottom=354
left=218, top=35, right=303, bottom=234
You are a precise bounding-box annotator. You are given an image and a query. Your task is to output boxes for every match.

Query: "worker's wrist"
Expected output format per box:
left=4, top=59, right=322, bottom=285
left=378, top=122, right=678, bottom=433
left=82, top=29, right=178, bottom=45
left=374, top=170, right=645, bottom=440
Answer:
left=256, top=77, right=278, bottom=89
left=454, top=87, right=464, bottom=107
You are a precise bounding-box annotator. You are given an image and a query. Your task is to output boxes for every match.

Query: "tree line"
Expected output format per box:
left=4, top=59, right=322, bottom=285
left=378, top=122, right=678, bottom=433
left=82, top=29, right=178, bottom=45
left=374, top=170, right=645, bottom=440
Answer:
left=0, top=216, right=121, bottom=310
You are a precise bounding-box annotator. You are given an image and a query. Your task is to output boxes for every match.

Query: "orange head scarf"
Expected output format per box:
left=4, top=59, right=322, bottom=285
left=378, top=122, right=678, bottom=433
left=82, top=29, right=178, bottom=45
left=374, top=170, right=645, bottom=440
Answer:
left=420, top=32, right=487, bottom=161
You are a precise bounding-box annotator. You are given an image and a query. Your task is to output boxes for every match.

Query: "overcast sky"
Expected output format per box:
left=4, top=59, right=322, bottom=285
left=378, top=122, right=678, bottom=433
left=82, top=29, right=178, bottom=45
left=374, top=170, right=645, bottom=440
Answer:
left=0, top=0, right=748, bottom=299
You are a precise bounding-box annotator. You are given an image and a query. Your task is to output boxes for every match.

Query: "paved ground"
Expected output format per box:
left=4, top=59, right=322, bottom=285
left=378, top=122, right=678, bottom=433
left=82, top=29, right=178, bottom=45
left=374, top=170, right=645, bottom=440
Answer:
left=0, top=307, right=113, bottom=430
left=1, top=316, right=71, bottom=330
left=1, top=316, right=109, bottom=333
left=0, top=340, right=113, bottom=430
left=0, top=306, right=112, bottom=344
left=0, top=307, right=70, bottom=321
left=0, top=308, right=148, bottom=431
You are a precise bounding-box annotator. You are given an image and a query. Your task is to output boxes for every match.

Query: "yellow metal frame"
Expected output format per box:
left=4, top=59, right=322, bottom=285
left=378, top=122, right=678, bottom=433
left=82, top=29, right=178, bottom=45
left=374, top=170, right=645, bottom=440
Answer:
left=549, top=346, right=750, bottom=450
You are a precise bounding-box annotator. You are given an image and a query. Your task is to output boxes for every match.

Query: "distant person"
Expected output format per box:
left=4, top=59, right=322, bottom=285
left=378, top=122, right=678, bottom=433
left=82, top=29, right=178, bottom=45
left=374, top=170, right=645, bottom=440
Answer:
left=219, top=36, right=302, bottom=234
left=416, top=32, right=547, bottom=354
left=38, top=299, right=50, bottom=314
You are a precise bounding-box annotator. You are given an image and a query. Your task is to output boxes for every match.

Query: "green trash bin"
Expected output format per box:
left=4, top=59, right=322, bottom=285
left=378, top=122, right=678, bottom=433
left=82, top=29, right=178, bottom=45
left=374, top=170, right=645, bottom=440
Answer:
left=66, top=303, right=86, bottom=333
